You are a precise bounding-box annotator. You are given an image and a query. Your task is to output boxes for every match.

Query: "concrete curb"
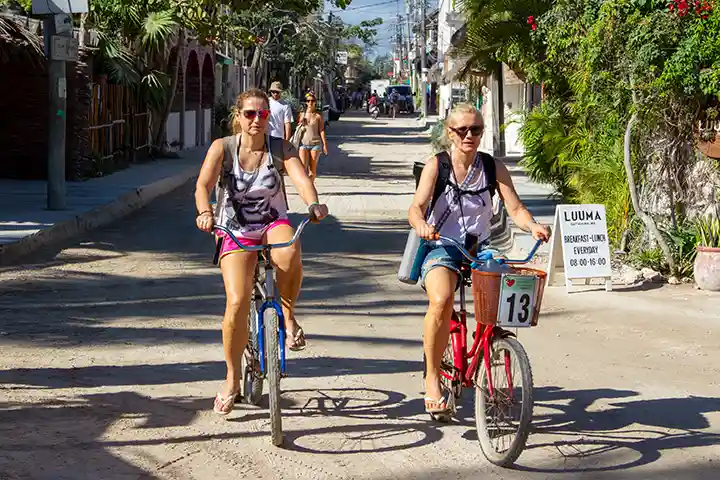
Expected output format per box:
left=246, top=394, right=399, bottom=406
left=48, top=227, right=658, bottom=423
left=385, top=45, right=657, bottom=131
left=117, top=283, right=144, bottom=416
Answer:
left=0, top=165, right=198, bottom=266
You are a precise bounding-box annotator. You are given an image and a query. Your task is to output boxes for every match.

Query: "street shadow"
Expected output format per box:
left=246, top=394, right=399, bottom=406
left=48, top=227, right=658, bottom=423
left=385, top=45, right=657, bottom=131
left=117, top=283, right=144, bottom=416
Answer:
left=510, top=386, right=720, bottom=473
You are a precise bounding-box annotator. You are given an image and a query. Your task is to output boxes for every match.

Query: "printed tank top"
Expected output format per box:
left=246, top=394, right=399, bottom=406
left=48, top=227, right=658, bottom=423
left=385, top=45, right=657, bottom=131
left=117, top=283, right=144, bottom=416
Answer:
left=216, top=134, right=288, bottom=238
left=426, top=152, right=494, bottom=247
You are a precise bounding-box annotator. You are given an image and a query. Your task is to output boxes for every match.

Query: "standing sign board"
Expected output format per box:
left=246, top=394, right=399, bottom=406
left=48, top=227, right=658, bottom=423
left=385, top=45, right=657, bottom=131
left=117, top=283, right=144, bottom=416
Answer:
left=546, top=204, right=613, bottom=293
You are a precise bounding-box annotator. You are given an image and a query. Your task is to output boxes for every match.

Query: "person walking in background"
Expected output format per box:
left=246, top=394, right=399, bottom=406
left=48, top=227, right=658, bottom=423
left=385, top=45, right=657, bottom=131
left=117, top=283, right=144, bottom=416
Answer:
left=297, top=91, right=328, bottom=183
left=268, top=81, right=292, bottom=141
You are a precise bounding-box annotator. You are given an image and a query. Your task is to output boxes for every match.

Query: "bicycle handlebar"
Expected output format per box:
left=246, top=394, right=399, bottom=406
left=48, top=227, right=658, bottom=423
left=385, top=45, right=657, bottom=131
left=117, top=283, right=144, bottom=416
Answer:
left=213, top=216, right=313, bottom=252
left=434, top=234, right=544, bottom=266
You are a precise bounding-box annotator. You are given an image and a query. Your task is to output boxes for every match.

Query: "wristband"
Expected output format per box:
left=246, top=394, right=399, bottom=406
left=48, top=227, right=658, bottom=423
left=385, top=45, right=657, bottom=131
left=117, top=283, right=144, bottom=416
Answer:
left=197, top=210, right=213, bottom=217
left=307, top=202, right=320, bottom=210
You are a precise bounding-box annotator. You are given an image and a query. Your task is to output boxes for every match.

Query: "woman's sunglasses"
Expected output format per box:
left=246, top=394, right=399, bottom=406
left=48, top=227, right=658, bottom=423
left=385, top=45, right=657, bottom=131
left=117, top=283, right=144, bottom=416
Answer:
left=450, top=125, right=484, bottom=138
left=242, top=109, right=270, bottom=120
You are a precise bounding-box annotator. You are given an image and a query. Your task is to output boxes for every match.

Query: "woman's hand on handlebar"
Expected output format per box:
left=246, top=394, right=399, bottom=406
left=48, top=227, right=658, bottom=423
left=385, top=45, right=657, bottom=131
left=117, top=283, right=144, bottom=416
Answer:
left=529, top=222, right=551, bottom=242
left=309, top=203, right=329, bottom=223
left=196, top=211, right=214, bottom=232
left=415, top=222, right=436, bottom=240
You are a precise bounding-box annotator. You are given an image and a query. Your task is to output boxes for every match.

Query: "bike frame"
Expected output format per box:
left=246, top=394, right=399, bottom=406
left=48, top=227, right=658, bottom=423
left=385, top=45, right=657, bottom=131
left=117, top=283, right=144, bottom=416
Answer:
left=437, top=237, right=542, bottom=398
left=214, top=217, right=313, bottom=376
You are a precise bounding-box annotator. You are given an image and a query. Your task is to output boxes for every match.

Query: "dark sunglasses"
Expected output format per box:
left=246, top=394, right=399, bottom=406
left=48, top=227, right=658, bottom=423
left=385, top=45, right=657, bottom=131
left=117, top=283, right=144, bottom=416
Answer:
left=450, top=125, right=484, bottom=138
left=270, top=90, right=281, bottom=94
left=242, top=109, right=270, bottom=120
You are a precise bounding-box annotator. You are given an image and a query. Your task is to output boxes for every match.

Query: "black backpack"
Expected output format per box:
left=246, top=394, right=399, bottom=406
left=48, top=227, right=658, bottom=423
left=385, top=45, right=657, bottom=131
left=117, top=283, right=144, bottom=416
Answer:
left=412, top=151, right=497, bottom=217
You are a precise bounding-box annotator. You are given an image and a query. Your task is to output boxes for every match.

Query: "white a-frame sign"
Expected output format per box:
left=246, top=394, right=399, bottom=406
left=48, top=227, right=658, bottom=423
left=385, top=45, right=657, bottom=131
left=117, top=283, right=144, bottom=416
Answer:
left=546, top=204, right=613, bottom=293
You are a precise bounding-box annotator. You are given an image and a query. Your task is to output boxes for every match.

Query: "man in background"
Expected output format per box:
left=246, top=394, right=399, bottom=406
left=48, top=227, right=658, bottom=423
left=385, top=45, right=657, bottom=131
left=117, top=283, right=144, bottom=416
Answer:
left=268, top=81, right=292, bottom=140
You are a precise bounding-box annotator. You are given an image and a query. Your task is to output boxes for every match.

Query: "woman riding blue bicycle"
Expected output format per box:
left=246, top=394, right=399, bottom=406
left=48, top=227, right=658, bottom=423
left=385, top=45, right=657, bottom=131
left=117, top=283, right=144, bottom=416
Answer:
left=408, top=103, right=550, bottom=417
left=194, top=88, right=329, bottom=415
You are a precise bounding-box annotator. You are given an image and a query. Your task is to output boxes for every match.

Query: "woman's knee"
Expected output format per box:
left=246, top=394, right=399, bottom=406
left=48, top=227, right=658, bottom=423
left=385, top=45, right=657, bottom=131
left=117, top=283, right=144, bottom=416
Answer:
left=272, top=243, right=301, bottom=272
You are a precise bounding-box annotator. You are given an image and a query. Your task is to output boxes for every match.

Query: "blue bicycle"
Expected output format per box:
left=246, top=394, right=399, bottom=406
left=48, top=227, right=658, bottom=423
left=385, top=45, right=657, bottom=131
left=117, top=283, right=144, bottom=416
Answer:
left=214, top=216, right=314, bottom=446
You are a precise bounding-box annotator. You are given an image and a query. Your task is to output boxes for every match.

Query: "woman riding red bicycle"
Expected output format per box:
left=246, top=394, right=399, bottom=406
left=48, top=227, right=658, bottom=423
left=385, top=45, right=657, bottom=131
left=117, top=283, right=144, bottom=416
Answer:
left=408, top=103, right=550, bottom=417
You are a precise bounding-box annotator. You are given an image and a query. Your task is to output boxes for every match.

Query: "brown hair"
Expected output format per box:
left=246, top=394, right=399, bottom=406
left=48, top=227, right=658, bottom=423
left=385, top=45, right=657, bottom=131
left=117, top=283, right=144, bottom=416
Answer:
left=231, top=88, right=270, bottom=134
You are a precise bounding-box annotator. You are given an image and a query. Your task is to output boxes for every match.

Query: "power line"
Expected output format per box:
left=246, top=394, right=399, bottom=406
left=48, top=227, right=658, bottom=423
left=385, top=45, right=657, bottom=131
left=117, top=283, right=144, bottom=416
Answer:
left=327, top=0, right=398, bottom=13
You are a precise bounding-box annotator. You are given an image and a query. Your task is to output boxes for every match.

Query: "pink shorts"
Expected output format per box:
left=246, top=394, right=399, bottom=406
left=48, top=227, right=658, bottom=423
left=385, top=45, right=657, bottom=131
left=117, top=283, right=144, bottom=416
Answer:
left=218, top=218, right=291, bottom=259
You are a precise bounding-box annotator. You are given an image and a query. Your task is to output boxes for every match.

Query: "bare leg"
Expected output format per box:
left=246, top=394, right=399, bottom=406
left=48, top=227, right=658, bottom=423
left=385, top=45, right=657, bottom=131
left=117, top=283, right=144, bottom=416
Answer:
left=309, top=149, right=321, bottom=182
left=423, top=267, right=457, bottom=401
left=219, top=251, right=258, bottom=399
left=266, top=224, right=305, bottom=348
left=298, top=147, right=309, bottom=174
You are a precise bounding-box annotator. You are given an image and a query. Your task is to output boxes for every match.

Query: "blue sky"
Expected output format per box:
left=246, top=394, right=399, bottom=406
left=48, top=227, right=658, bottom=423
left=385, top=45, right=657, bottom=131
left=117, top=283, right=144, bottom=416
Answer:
left=324, top=0, right=407, bottom=58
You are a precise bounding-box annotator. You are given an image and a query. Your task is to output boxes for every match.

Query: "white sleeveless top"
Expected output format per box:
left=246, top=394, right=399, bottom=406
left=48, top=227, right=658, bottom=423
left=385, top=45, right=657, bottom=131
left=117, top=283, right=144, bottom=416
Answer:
left=426, top=152, right=494, bottom=247
left=216, top=135, right=288, bottom=238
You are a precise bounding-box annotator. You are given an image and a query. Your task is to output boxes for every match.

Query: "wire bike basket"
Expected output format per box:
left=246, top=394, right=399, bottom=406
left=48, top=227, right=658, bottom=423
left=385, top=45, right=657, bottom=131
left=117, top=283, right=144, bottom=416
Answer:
left=471, top=267, right=547, bottom=327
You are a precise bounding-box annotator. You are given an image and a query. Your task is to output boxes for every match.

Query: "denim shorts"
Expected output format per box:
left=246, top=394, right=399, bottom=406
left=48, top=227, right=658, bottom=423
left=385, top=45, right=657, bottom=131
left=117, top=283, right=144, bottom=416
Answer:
left=420, top=244, right=465, bottom=289
left=300, top=144, right=322, bottom=151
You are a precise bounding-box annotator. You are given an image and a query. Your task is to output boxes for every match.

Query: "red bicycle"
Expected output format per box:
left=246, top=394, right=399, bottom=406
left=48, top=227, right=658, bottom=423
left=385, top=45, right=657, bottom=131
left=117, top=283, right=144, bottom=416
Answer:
left=423, top=235, right=547, bottom=466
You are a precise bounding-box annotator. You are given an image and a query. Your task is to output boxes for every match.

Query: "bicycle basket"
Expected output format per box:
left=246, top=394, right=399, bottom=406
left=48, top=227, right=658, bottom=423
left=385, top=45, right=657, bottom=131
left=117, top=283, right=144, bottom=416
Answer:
left=471, top=267, right=547, bottom=326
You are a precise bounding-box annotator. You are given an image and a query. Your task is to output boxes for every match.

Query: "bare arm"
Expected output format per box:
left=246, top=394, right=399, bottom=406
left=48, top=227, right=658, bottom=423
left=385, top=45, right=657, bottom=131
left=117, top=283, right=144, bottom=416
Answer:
left=495, top=158, right=550, bottom=240
left=194, top=139, right=224, bottom=231
left=195, top=139, right=224, bottom=214
left=284, top=122, right=292, bottom=141
left=408, top=157, right=439, bottom=239
left=318, top=113, right=328, bottom=154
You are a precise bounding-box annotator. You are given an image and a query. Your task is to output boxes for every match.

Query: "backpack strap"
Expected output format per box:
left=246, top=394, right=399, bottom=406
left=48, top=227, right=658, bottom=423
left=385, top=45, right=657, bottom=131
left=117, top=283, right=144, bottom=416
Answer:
left=427, top=151, right=452, bottom=219
left=218, top=135, right=237, bottom=189
left=479, top=151, right=497, bottom=198
left=267, top=136, right=286, bottom=175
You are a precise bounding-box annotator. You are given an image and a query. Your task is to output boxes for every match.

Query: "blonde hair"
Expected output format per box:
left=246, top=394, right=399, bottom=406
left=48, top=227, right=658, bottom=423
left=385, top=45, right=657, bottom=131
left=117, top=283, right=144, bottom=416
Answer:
left=231, top=88, right=270, bottom=134
left=438, top=103, right=484, bottom=149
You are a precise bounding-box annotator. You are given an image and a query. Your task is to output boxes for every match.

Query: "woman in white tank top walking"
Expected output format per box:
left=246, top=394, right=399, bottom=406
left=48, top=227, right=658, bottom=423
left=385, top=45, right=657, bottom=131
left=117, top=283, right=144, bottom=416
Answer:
left=408, top=104, right=550, bottom=417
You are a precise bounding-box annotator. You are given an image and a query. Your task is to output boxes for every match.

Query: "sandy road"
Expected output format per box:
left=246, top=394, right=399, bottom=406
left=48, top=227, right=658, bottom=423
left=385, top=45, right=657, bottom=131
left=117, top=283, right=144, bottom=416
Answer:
left=1, top=113, right=719, bottom=479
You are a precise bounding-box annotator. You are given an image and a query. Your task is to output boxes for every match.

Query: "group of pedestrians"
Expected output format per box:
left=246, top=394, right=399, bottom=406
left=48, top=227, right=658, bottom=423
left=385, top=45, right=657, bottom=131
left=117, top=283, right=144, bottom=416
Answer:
left=194, top=85, right=549, bottom=419
left=268, top=82, right=329, bottom=183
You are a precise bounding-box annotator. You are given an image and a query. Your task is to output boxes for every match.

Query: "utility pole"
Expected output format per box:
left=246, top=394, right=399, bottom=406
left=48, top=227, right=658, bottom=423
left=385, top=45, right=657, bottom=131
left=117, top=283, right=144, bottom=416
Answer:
left=405, top=0, right=413, bottom=92
left=419, top=0, right=427, bottom=124
left=36, top=8, right=80, bottom=210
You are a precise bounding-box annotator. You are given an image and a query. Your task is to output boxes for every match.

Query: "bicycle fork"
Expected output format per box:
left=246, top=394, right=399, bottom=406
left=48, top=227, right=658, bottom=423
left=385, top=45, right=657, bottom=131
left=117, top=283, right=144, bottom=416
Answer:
left=256, top=263, right=288, bottom=376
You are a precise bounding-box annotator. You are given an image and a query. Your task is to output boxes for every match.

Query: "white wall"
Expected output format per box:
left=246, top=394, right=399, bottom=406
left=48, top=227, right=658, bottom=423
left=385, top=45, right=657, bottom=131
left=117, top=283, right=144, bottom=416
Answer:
left=166, top=112, right=181, bottom=146
left=184, top=111, right=197, bottom=148
left=504, top=84, right=524, bottom=154
left=204, top=108, right=212, bottom=145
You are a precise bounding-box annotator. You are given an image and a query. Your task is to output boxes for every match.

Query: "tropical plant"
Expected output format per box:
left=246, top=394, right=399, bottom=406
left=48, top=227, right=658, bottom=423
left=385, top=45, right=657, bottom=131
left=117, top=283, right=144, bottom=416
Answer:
left=696, top=214, right=720, bottom=248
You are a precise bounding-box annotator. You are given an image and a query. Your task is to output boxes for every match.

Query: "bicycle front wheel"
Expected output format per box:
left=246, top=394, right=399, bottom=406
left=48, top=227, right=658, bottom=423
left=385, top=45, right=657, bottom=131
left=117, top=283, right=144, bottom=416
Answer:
left=264, top=307, right=283, bottom=446
left=475, top=336, right=533, bottom=467
left=242, top=297, right=263, bottom=406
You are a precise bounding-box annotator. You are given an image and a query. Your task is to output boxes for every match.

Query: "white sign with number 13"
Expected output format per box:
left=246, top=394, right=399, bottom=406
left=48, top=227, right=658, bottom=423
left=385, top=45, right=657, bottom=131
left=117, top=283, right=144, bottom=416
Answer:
left=496, top=274, right=537, bottom=328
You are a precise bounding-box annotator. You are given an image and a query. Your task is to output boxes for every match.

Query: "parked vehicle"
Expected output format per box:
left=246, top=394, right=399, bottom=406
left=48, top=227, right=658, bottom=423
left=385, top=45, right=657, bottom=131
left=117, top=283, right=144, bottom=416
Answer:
left=384, top=85, right=414, bottom=114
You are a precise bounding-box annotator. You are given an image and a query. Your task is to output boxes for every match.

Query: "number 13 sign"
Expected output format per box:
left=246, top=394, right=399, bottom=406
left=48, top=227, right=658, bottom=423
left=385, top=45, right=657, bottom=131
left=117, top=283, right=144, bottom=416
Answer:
left=497, top=274, right=537, bottom=327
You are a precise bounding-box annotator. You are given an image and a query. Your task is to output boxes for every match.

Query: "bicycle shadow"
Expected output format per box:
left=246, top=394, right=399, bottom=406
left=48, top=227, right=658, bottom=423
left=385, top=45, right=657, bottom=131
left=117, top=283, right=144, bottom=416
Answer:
left=230, top=386, right=449, bottom=453
left=511, top=386, right=720, bottom=473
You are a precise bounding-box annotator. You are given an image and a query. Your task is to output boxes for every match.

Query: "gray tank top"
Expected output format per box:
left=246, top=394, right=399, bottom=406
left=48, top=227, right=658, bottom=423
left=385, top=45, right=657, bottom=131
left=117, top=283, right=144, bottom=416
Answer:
left=215, top=134, right=288, bottom=237
left=426, top=152, right=493, bottom=247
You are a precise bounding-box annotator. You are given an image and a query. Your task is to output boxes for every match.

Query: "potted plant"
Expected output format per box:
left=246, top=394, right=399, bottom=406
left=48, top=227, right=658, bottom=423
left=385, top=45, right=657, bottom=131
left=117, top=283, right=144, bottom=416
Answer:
left=694, top=212, right=720, bottom=291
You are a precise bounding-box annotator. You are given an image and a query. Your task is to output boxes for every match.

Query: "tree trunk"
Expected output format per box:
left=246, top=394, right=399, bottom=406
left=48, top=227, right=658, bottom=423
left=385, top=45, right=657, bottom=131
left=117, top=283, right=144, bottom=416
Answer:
left=623, top=113, right=676, bottom=273
left=152, top=28, right=185, bottom=152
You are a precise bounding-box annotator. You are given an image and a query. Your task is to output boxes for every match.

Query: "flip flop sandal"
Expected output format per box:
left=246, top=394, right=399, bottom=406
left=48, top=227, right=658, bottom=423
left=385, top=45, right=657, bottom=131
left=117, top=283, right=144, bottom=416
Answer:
left=287, top=327, right=307, bottom=352
left=213, top=391, right=239, bottom=415
left=425, top=389, right=454, bottom=422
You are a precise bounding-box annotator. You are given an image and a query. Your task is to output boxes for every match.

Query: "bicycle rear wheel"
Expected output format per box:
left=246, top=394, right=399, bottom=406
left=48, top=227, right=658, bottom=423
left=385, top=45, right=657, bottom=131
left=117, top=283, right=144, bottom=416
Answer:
left=475, top=336, right=533, bottom=467
left=241, top=295, right=263, bottom=406
left=264, top=307, right=283, bottom=446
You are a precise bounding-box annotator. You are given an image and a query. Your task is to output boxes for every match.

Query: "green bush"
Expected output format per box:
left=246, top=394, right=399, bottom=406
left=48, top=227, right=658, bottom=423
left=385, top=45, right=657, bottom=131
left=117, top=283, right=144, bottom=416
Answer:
left=429, top=120, right=449, bottom=153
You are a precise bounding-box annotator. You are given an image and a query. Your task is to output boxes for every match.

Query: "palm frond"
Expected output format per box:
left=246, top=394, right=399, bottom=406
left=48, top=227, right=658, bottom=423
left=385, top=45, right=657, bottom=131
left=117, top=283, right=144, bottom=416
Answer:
left=142, top=11, right=177, bottom=53
left=0, top=15, right=44, bottom=66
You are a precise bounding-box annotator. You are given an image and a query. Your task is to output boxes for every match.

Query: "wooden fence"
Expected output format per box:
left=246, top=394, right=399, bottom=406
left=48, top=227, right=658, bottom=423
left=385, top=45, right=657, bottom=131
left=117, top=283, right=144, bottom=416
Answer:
left=87, top=82, right=150, bottom=163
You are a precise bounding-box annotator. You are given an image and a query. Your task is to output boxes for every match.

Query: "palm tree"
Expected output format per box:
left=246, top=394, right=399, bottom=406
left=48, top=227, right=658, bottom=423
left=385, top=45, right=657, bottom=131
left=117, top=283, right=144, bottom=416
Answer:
left=0, top=14, right=44, bottom=67
left=453, top=0, right=552, bottom=155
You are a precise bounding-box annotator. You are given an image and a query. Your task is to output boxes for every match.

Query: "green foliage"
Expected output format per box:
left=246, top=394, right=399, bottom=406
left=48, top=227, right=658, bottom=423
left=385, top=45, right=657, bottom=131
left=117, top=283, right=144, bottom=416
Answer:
left=664, top=224, right=698, bottom=277
left=695, top=214, right=720, bottom=248
left=429, top=121, right=449, bottom=153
